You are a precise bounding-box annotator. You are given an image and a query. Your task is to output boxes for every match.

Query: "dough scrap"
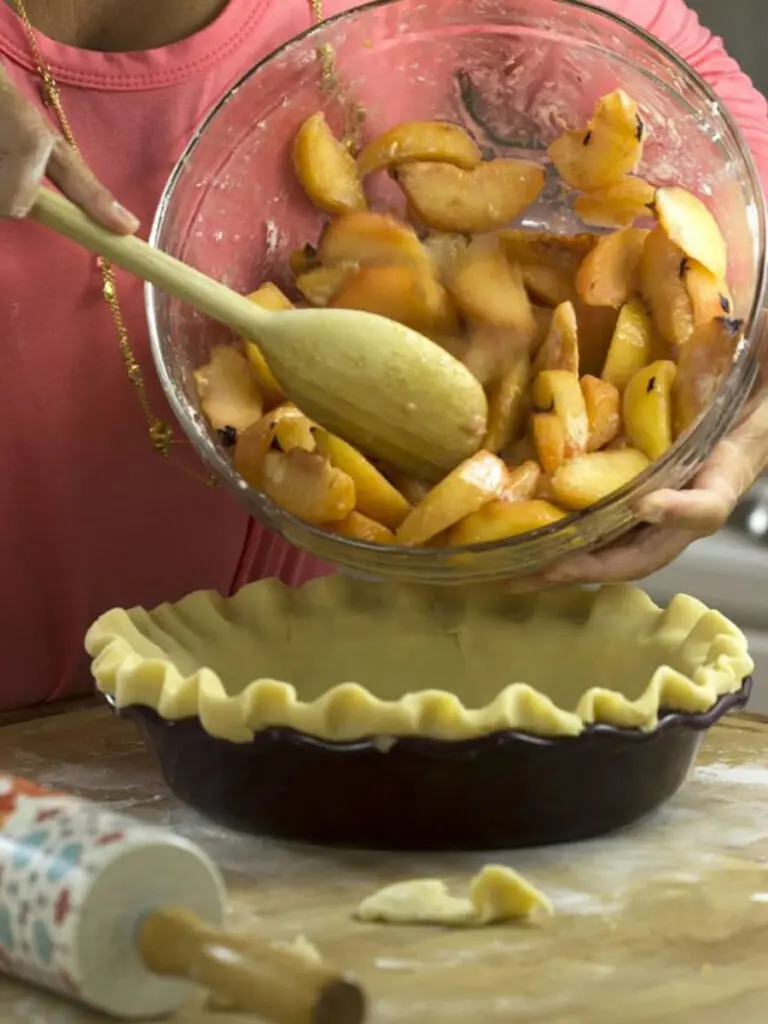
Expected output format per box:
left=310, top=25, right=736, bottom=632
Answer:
left=355, top=864, right=553, bottom=926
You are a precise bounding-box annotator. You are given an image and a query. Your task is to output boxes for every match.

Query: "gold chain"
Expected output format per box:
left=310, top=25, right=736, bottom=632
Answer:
left=11, top=0, right=326, bottom=486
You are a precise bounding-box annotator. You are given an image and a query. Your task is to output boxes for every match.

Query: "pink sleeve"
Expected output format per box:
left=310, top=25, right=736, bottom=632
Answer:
left=605, top=0, right=768, bottom=193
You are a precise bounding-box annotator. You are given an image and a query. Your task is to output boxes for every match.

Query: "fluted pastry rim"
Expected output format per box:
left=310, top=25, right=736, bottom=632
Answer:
left=85, top=576, right=753, bottom=744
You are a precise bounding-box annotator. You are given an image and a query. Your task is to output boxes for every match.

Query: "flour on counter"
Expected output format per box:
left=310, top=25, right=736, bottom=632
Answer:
left=695, top=762, right=768, bottom=786
left=12, top=725, right=768, bottom=930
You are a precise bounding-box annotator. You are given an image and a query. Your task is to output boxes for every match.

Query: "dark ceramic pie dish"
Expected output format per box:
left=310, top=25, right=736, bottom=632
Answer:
left=88, top=578, right=754, bottom=851
left=109, top=679, right=751, bottom=850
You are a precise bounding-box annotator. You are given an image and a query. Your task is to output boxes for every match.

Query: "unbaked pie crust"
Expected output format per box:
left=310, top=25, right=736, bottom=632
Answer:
left=85, top=576, right=753, bottom=745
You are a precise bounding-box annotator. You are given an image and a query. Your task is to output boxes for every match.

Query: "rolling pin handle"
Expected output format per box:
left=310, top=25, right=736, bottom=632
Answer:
left=136, top=907, right=367, bottom=1024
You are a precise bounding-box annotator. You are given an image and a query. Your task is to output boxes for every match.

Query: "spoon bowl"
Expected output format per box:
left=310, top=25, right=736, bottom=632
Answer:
left=30, top=188, right=487, bottom=479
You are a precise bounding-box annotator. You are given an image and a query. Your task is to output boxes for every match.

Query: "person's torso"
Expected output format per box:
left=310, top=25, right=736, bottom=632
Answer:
left=0, top=0, right=762, bottom=711
left=0, top=0, right=362, bottom=709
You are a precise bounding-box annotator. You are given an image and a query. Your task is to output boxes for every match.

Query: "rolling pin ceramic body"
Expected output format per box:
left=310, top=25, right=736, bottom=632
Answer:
left=0, top=774, right=225, bottom=1019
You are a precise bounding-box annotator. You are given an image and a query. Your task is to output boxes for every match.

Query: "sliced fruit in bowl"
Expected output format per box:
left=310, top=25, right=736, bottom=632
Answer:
left=292, top=111, right=367, bottom=216
left=356, top=120, right=482, bottom=177
left=189, top=87, right=741, bottom=557
left=395, top=158, right=546, bottom=233
left=574, top=176, right=655, bottom=228
left=548, top=89, right=645, bottom=190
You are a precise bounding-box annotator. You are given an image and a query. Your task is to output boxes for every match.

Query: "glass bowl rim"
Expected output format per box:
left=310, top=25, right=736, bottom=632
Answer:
left=146, top=0, right=768, bottom=561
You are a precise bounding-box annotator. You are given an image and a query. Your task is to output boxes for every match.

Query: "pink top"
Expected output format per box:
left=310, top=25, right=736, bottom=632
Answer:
left=0, top=0, right=766, bottom=711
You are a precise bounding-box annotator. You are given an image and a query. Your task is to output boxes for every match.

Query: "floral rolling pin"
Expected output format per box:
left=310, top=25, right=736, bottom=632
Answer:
left=0, top=775, right=365, bottom=1023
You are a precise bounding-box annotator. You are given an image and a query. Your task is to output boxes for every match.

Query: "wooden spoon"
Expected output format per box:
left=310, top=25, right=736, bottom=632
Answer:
left=30, top=188, right=488, bottom=480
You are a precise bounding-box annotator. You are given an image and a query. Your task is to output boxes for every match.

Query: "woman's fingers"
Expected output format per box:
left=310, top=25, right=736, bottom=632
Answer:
left=634, top=480, right=736, bottom=535
left=508, top=320, right=768, bottom=592
left=544, top=525, right=701, bottom=584
left=0, top=133, right=54, bottom=216
left=0, top=66, right=138, bottom=233
left=636, top=396, right=768, bottom=532
left=47, top=139, right=139, bottom=234
left=0, top=72, right=56, bottom=217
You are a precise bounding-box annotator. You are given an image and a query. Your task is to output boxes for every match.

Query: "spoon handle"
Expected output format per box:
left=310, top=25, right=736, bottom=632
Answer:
left=29, top=187, right=267, bottom=340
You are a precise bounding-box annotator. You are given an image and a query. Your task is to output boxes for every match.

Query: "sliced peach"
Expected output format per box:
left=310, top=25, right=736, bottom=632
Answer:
left=292, top=111, right=367, bottom=216
left=535, top=472, right=558, bottom=502
left=551, top=448, right=650, bottom=510
left=246, top=281, right=294, bottom=313
left=312, top=427, right=411, bottom=530
left=654, top=186, right=727, bottom=281
left=272, top=407, right=316, bottom=453
left=259, top=448, right=356, bottom=524
left=357, top=120, right=481, bottom=176
left=326, top=511, right=395, bottom=545
left=503, top=460, right=542, bottom=501
left=384, top=471, right=432, bottom=508
left=575, top=227, right=648, bottom=308
left=622, top=360, right=677, bottom=461
left=395, top=158, right=545, bottom=233
left=531, top=305, right=554, bottom=354
left=601, top=298, right=653, bottom=391
left=574, top=302, right=620, bottom=377
left=503, top=435, right=538, bottom=467
left=446, top=498, right=566, bottom=545
left=581, top=376, right=621, bottom=451
left=295, top=266, right=356, bottom=307
left=395, top=451, right=510, bottom=546
left=574, top=177, right=656, bottom=228
left=194, top=345, right=263, bottom=433
left=639, top=227, right=694, bottom=348
left=532, top=370, right=589, bottom=457
left=242, top=284, right=294, bottom=409
left=520, top=264, right=577, bottom=307
left=318, top=212, right=431, bottom=272
left=233, top=413, right=277, bottom=487
left=233, top=403, right=315, bottom=477
left=428, top=333, right=469, bottom=364
left=499, top=231, right=596, bottom=307
left=548, top=89, right=645, bottom=190
left=648, top=326, right=672, bottom=364
left=606, top=434, right=631, bottom=451
left=532, top=412, right=567, bottom=475
left=421, top=232, right=470, bottom=282
left=461, top=323, right=526, bottom=386
left=329, top=265, right=458, bottom=337
left=684, top=261, right=734, bottom=327
left=673, top=318, right=743, bottom=436
left=243, top=342, right=284, bottom=412
left=460, top=327, right=502, bottom=386
left=482, top=353, right=531, bottom=454
left=532, top=301, right=580, bottom=376
left=448, top=244, right=535, bottom=334
left=498, top=230, right=597, bottom=266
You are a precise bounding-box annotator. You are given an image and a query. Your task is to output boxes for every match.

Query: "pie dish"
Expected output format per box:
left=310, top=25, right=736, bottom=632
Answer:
left=87, top=577, right=753, bottom=849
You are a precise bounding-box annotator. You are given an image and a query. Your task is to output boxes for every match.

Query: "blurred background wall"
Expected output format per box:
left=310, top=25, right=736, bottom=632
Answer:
left=689, top=0, right=768, bottom=96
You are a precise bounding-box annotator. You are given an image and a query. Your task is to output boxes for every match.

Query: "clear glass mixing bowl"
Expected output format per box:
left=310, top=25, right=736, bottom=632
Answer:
left=147, top=0, right=767, bottom=584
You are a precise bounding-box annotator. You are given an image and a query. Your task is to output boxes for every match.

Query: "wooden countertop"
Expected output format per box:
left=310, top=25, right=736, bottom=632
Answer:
left=1, top=706, right=768, bottom=1023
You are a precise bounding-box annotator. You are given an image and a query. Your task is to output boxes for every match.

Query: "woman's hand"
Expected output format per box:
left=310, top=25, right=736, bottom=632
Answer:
left=0, top=66, right=138, bottom=232
left=512, top=313, right=768, bottom=589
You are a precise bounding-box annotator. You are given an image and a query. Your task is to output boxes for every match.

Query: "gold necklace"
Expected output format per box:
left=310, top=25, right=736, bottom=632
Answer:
left=11, top=0, right=325, bottom=486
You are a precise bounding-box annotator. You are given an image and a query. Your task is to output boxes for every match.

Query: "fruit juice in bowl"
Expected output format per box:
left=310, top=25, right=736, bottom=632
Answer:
left=146, top=0, right=768, bottom=585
